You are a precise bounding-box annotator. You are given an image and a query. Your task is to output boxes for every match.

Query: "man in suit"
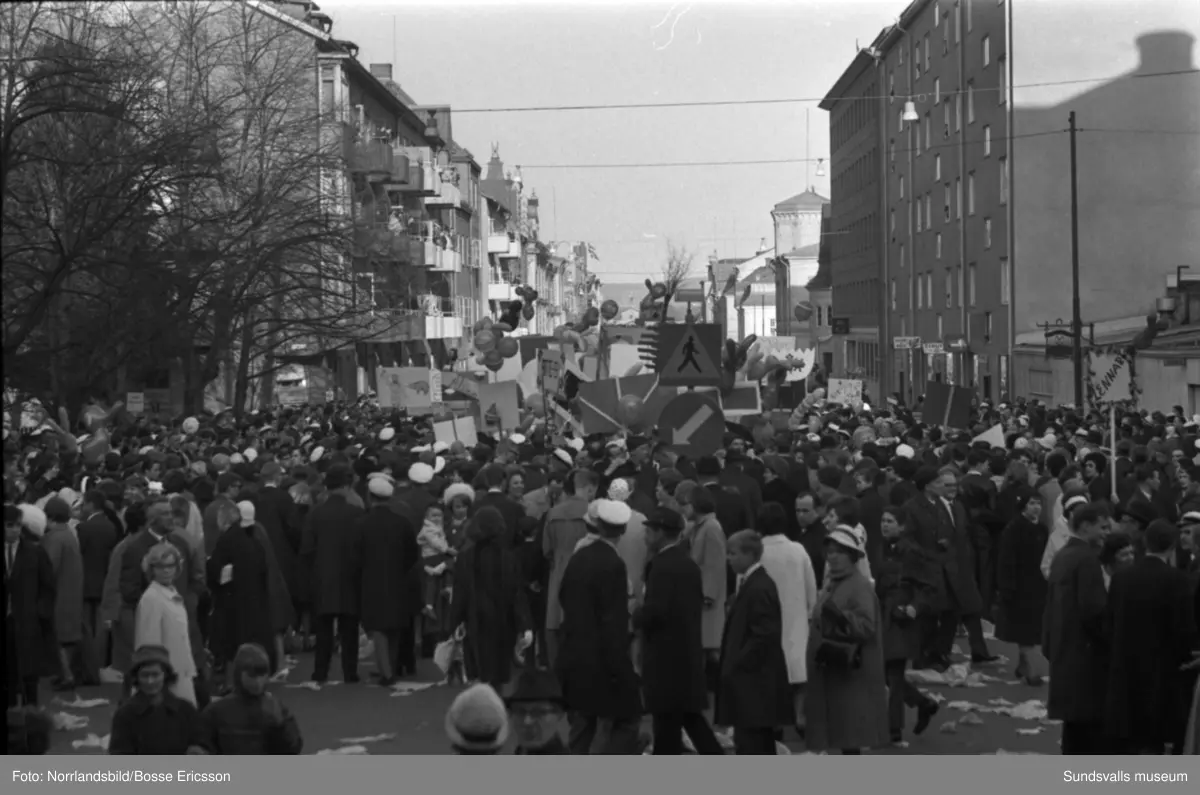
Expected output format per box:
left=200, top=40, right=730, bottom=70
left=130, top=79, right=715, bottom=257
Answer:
left=1125, top=463, right=1164, bottom=525
left=635, top=507, right=723, bottom=755
left=715, top=529, right=793, bottom=754
left=1043, top=503, right=1112, bottom=754
left=300, top=464, right=365, bottom=684
left=1103, top=519, right=1197, bottom=754
left=555, top=498, right=642, bottom=754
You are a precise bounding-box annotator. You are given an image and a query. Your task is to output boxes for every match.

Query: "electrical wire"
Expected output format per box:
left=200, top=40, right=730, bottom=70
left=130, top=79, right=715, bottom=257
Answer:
left=1079, top=128, right=1200, bottom=136
left=519, top=128, right=1067, bottom=169
left=450, top=68, right=1199, bottom=114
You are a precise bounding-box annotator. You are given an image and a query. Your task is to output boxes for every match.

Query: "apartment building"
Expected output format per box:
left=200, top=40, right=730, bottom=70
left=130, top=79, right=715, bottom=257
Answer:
left=823, top=0, right=1200, bottom=407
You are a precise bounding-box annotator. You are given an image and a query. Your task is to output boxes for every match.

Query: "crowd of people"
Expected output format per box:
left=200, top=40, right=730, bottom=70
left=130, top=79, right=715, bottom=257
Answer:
left=4, top=388, right=1200, bottom=755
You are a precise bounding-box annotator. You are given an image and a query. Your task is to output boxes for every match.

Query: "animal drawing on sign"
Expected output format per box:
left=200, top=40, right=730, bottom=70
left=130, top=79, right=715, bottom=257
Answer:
left=678, top=335, right=702, bottom=374
left=407, top=381, right=431, bottom=396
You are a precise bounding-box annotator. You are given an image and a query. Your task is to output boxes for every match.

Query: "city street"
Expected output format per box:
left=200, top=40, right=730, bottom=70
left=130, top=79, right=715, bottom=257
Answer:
left=49, top=633, right=1061, bottom=756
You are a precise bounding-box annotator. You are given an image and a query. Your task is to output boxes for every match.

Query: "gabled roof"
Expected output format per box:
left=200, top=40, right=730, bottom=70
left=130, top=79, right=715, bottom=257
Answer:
left=773, top=189, right=829, bottom=212
left=784, top=242, right=821, bottom=259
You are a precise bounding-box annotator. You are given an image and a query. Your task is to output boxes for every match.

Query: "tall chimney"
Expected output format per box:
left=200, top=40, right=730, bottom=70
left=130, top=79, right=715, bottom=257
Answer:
left=369, top=63, right=393, bottom=82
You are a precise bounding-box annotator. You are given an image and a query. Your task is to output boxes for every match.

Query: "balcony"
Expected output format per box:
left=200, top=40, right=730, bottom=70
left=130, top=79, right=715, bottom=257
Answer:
left=350, top=140, right=393, bottom=178
left=489, top=271, right=519, bottom=302
left=362, top=309, right=426, bottom=343
left=429, top=244, right=461, bottom=273
left=425, top=176, right=461, bottom=208
left=487, top=233, right=511, bottom=254
left=419, top=295, right=464, bottom=340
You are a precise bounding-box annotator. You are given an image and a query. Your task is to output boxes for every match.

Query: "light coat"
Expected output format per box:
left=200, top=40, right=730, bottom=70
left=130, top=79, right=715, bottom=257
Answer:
left=542, top=495, right=589, bottom=631
left=135, top=581, right=198, bottom=705
left=760, top=534, right=818, bottom=684
left=687, top=513, right=727, bottom=650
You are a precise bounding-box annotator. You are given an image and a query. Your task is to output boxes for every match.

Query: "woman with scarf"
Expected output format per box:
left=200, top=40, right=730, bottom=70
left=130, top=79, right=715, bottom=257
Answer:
left=447, top=507, right=531, bottom=688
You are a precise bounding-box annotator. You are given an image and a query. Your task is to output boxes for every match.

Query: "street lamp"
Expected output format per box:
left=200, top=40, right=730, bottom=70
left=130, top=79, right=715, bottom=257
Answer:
left=902, top=100, right=919, bottom=122
left=815, top=158, right=826, bottom=177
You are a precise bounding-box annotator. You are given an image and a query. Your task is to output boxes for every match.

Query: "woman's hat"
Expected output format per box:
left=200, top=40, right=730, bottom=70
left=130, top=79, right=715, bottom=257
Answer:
left=445, top=683, right=509, bottom=752
left=443, top=483, right=476, bottom=505
left=826, top=523, right=866, bottom=557
left=129, top=644, right=175, bottom=677
left=506, top=668, right=564, bottom=708
left=236, top=500, right=256, bottom=528
left=408, top=462, right=434, bottom=484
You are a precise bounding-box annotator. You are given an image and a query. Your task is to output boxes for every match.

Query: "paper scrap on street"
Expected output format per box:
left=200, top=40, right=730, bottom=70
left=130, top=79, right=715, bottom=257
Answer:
left=55, top=696, right=110, bottom=709
left=390, top=682, right=437, bottom=697
left=1016, top=728, right=1044, bottom=735
left=339, top=733, right=397, bottom=744
left=285, top=681, right=323, bottom=691
left=98, top=667, right=124, bottom=684
left=939, top=720, right=958, bottom=734
left=317, top=745, right=370, bottom=755
left=907, top=663, right=985, bottom=687
left=52, top=712, right=89, bottom=731
left=71, top=733, right=110, bottom=750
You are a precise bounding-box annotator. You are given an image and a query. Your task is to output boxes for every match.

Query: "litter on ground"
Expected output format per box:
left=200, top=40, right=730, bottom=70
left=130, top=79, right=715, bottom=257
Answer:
left=52, top=712, right=89, bottom=731
left=71, top=733, right=110, bottom=750
left=54, top=696, right=109, bottom=709
left=390, top=682, right=437, bottom=697
left=318, top=745, right=370, bottom=755
left=339, top=733, right=397, bottom=744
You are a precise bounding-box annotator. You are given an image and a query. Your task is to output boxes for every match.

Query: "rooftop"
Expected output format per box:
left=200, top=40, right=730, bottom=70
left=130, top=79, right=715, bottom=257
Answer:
left=773, top=189, right=829, bottom=212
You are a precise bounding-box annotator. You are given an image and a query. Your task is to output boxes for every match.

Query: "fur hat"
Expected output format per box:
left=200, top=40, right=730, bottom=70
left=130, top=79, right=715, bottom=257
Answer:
left=443, top=483, right=476, bottom=505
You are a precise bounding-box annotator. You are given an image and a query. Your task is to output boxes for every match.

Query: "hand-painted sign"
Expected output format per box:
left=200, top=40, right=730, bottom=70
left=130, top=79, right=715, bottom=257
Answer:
left=1090, top=351, right=1132, bottom=403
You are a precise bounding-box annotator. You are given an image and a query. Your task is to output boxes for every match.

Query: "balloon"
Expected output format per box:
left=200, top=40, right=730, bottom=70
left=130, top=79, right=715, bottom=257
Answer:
left=497, top=337, right=519, bottom=359
left=617, top=394, right=643, bottom=426
left=473, top=317, right=492, bottom=333
left=650, top=282, right=668, bottom=299
left=600, top=299, right=620, bottom=320
left=793, top=302, right=813, bottom=324
left=493, top=322, right=513, bottom=333
left=80, top=430, right=110, bottom=466
left=522, top=304, right=535, bottom=321
left=583, top=307, right=600, bottom=326
left=486, top=359, right=504, bottom=373
left=525, top=393, right=546, bottom=417
left=483, top=349, right=503, bottom=367
left=475, top=353, right=487, bottom=365
left=474, top=330, right=496, bottom=352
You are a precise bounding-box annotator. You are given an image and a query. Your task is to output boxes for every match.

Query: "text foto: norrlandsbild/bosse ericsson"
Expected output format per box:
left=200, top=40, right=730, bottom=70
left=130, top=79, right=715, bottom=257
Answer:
left=13, top=770, right=231, bottom=784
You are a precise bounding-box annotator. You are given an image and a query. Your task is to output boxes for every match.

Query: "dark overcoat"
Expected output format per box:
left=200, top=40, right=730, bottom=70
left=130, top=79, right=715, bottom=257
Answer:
left=713, top=567, right=794, bottom=730
left=1042, top=538, right=1109, bottom=723
left=875, top=536, right=940, bottom=661
left=357, top=506, right=420, bottom=633
left=253, top=486, right=302, bottom=604
left=903, top=495, right=982, bottom=615
left=4, top=533, right=58, bottom=680
left=300, top=493, right=364, bottom=617
left=634, top=543, right=708, bottom=715
left=995, top=515, right=1048, bottom=646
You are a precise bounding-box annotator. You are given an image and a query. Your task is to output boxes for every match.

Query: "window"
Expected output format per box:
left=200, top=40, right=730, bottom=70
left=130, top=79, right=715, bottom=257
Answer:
left=967, top=80, right=975, bottom=123
left=889, top=72, right=895, bottom=101
left=966, top=0, right=973, bottom=31
left=955, top=1, right=961, bottom=42
left=899, top=174, right=905, bottom=198
left=899, top=43, right=904, bottom=65
left=935, top=153, right=942, bottom=180
left=968, top=263, right=977, bottom=306
left=900, top=242, right=906, bottom=269
left=916, top=274, right=923, bottom=308
left=934, top=77, right=941, bottom=105
left=914, top=44, right=921, bottom=78
left=984, top=217, right=992, bottom=248
left=943, top=11, right=950, bottom=53
left=982, top=35, right=990, bottom=67
left=924, top=34, right=930, bottom=65
left=955, top=264, right=962, bottom=308
left=1000, top=156, right=1009, bottom=204
left=890, top=209, right=896, bottom=234
left=984, top=125, right=991, bottom=156
left=943, top=101, right=951, bottom=136
left=968, top=172, right=976, bottom=215
left=924, top=113, right=931, bottom=150
left=925, top=273, right=933, bottom=306
left=943, top=183, right=951, bottom=221
left=1000, top=257, right=1011, bottom=305
left=956, top=177, right=963, bottom=218
left=999, top=56, right=1007, bottom=104
left=925, top=194, right=933, bottom=229
left=891, top=279, right=897, bottom=310
left=890, top=138, right=895, bottom=162
left=936, top=232, right=943, bottom=259
left=898, top=109, right=905, bottom=133
left=945, top=267, right=953, bottom=308
left=985, top=311, right=993, bottom=339
left=937, top=313, right=944, bottom=339
left=916, top=198, right=923, bottom=231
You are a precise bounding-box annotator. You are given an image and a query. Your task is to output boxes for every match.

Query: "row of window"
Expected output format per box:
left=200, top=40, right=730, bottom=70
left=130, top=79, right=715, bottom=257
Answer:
left=832, top=148, right=879, bottom=202
left=891, top=158, right=1009, bottom=240
left=833, top=213, right=880, bottom=258
left=845, top=340, right=881, bottom=381
left=831, top=82, right=879, bottom=154
left=832, top=278, right=880, bottom=316
left=895, top=258, right=1011, bottom=312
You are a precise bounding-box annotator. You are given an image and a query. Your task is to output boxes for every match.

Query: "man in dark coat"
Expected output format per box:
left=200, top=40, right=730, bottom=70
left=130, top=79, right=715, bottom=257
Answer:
left=472, top=464, right=524, bottom=546
left=252, top=463, right=302, bottom=627
left=357, top=477, right=419, bottom=685
left=555, top=499, right=642, bottom=754
left=635, top=507, right=723, bottom=755
left=794, top=492, right=827, bottom=587
left=1103, top=519, right=1196, bottom=753
left=300, top=464, right=364, bottom=683
left=202, top=472, right=243, bottom=557
left=696, top=456, right=753, bottom=535
left=714, top=529, right=793, bottom=754
left=77, top=489, right=119, bottom=683
left=852, top=460, right=886, bottom=573
left=5, top=506, right=56, bottom=706
left=1043, top=504, right=1111, bottom=754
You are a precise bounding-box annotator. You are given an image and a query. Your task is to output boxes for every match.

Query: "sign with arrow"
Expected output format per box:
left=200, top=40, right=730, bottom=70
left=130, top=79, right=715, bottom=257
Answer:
left=657, top=391, right=724, bottom=457
left=656, top=320, right=723, bottom=387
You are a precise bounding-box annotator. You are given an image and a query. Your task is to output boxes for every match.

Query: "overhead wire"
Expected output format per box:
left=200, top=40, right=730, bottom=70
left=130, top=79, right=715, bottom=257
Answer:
left=450, top=68, right=1199, bottom=114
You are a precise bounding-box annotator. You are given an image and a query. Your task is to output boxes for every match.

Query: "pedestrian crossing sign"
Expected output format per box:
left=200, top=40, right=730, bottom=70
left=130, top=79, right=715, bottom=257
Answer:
left=656, top=320, right=723, bottom=387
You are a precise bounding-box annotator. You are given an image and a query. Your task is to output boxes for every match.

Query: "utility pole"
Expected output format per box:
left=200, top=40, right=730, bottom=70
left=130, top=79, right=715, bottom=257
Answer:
left=1069, top=111, right=1083, bottom=407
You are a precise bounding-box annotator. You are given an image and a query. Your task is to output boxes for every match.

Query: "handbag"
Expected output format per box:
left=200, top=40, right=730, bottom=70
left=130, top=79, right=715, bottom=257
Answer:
left=814, top=637, right=863, bottom=670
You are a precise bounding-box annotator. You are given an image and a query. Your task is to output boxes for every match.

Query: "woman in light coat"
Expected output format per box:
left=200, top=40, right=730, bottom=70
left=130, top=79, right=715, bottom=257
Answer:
left=804, top=524, right=889, bottom=754
left=680, top=486, right=727, bottom=654
left=757, top=504, right=818, bottom=720
left=135, top=542, right=198, bottom=705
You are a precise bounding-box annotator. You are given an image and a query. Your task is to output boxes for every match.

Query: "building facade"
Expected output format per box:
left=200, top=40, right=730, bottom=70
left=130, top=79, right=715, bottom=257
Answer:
left=823, top=0, right=1200, bottom=408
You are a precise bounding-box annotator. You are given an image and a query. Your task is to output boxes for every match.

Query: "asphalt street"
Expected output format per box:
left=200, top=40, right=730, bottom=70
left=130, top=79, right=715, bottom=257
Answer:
left=45, top=634, right=1061, bottom=756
